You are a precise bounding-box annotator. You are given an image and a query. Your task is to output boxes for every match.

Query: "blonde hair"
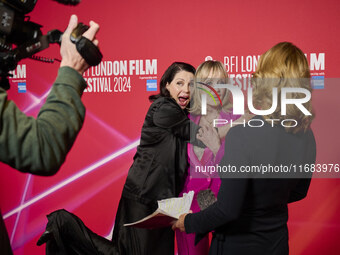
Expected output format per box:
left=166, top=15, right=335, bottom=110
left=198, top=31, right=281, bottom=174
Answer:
left=252, top=42, right=313, bottom=133
left=190, top=60, right=232, bottom=114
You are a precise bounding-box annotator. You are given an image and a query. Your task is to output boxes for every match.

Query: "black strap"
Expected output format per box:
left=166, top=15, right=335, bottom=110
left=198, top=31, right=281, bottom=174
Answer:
left=75, top=36, right=103, bottom=66
left=69, top=23, right=103, bottom=66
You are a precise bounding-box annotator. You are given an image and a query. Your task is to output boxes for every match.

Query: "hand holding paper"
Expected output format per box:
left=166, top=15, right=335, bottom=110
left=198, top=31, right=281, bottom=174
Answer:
left=172, top=212, right=191, bottom=232
left=124, top=191, right=194, bottom=229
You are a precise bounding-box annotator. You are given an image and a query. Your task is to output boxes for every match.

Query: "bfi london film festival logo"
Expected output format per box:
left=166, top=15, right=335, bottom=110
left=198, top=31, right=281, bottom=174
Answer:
left=198, top=81, right=312, bottom=129
left=202, top=53, right=323, bottom=128
left=8, top=64, right=27, bottom=93
left=82, top=59, right=158, bottom=93
left=206, top=52, right=325, bottom=90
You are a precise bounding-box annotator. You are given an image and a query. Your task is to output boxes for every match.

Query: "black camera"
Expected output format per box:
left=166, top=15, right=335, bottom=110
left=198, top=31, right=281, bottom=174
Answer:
left=0, top=0, right=101, bottom=90
left=0, top=1, right=41, bottom=83
left=0, top=0, right=80, bottom=45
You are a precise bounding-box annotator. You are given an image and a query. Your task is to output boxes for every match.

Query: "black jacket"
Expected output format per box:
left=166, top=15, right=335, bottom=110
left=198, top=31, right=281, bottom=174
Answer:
left=123, top=96, right=201, bottom=205
left=111, top=97, right=202, bottom=255
left=185, top=116, right=316, bottom=255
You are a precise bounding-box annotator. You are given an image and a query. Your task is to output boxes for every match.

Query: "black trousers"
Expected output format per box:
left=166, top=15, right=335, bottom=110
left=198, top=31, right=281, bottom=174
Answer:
left=42, top=209, right=117, bottom=255
left=42, top=206, right=174, bottom=255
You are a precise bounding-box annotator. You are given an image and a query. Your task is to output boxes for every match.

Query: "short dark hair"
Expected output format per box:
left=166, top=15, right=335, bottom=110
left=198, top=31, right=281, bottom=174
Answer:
left=149, top=62, right=196, bottom=102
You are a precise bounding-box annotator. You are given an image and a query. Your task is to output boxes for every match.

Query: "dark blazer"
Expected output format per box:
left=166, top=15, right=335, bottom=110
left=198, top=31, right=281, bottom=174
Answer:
left=122, top=96, right=200, bottom=204
left=185, top=116, right=316, bottom=255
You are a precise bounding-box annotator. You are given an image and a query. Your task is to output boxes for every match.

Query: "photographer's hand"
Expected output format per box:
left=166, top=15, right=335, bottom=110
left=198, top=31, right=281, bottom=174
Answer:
left=60, top=15, right=100, bottom=75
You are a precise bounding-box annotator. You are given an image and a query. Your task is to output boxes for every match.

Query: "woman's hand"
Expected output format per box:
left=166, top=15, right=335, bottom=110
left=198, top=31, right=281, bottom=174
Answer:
left=172, top=213, right=190, bottom=232
left=60, top=15, right=100, bottom=75
left=197, top=126, right=221, bottom=156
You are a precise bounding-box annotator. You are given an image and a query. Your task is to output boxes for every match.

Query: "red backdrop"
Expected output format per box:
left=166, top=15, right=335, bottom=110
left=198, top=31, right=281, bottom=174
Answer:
left=1, top=0, right=340, bottom=254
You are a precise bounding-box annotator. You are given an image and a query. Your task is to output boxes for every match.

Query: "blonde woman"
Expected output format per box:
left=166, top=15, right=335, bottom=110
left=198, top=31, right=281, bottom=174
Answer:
left=173, top=42, right=316, bottom=255
left=176, top=60, right=239, bottom=255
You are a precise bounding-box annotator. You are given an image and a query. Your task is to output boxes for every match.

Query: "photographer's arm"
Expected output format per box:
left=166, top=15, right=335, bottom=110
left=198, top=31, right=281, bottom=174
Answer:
left=0, top=67, right=86, bottom=175
left=0, top=15, right=100, bottom=175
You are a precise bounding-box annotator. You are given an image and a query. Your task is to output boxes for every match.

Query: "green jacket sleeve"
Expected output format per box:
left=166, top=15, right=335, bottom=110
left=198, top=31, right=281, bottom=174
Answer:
left=0, top=66, right=87, bottom=175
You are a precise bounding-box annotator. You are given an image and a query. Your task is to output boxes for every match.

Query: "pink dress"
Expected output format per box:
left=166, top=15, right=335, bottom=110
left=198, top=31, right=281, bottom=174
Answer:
left=176, top=111, right=238, bottom=255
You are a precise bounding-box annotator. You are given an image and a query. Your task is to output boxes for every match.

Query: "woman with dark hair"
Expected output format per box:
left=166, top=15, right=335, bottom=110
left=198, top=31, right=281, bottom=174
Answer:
left=111, top=61, right=198, bottom=255
left=38, top=62, right=201, bottom=255
left=149, top=61, right=195, bottom=102
left=173, top=42, right=316, bottom=255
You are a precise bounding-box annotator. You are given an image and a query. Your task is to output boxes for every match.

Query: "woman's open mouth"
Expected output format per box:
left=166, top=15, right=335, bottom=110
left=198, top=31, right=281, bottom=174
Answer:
left=178, top=96, right=189, bottom=107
